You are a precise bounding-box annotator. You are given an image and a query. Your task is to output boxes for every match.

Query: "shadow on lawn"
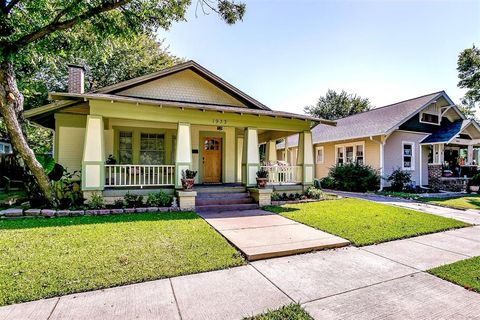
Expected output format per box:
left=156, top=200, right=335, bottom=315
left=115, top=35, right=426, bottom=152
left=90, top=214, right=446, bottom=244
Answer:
left=0, top=211, right=199, bottom=230
left=262, top=205, right=300, bottom=214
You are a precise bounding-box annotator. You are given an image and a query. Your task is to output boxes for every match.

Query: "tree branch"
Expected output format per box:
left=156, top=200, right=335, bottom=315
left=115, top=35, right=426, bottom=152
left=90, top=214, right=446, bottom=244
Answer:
left=12, top=0, right=132, bottom=50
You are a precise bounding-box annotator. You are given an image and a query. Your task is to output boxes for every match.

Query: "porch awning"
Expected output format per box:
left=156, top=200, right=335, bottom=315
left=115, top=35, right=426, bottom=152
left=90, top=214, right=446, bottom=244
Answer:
left=420, top=120, right=479, bottom=144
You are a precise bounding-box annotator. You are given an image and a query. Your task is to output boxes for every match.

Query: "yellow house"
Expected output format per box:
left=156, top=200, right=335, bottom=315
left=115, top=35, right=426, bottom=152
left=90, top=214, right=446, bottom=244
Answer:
left=26, top=61, right=333, bottom=206
left=277, top=91, right=480, bottom=191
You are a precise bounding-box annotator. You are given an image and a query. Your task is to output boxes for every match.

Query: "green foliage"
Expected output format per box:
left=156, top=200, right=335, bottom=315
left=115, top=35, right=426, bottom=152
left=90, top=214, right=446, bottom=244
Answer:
left=470, top=173, right=480, bottom=186
left=112, top=199, right=126, bottom=209
left=457, top=45, right=480, bottom=108
left=0, top=212, right=244, bottom=305
left=35, top=154, right=55, bottom=175
left=256, top=168, right=269, bottom=178
left=53, top=169, right=83, bottom=209
left=243, top=304, right=313, bottom=320
left=263, top=199, right=468, bottom=246
left=386, top=168, right=412, bottom=192
left=86, top=192, right=105, bottom=210
left=123, top=192, right=144, bottom=208
left=327, top=163, right=380, bottom=192
left=304, top=89, right=372, bottom=120
left=320, top=176, right=336, bottom=189
left=146, top=191, right=172, bottom=207
left=305, top=186, right=325, bottom=200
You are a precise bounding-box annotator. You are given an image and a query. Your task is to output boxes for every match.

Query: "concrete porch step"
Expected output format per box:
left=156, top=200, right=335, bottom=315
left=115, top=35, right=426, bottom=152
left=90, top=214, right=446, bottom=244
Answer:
left=195, top=186, right=247, bottom=194
left=196, top=197, right=255, bottom=206
left=196, top=203, right=259, bottom=213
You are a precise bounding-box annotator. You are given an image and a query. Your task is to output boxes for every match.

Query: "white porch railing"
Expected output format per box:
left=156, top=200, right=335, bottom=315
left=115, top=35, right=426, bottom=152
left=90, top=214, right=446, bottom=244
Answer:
left=261, top=165, right=302, bottom=185
left=105, top=165, right=175, bottom=187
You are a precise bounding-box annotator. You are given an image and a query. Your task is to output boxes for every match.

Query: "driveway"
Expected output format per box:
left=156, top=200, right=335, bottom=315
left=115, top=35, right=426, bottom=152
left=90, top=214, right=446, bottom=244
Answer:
left=1, top=226, right=479, bottom=320
left=197, top=209, right=350, bottom=260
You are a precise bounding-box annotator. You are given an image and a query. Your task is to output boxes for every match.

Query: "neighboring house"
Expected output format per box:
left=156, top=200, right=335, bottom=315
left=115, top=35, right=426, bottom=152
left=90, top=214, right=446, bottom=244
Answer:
left=277, top=91, right=480, bottom=191
left=0, top=136, right=12, bottom=154
left=25, top=61, right=332, bottom=200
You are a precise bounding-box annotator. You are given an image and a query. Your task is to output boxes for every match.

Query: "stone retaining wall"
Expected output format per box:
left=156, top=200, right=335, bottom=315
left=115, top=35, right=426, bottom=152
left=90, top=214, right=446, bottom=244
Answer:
left=0, top=206, right=186, bottom=219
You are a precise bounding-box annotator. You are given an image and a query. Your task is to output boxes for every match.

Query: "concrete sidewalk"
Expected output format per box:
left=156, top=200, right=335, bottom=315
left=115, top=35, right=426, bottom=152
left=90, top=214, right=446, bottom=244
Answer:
left=1, top=226, right=479, bottom=320
left=330, top=190, right=480, bottom=225
left=198, top=209, right=350, bottom=260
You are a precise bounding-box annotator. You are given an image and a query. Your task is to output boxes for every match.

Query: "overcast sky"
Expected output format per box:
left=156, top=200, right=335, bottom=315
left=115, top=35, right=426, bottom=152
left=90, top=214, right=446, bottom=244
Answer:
left=160, top=0, right=479, bottom=113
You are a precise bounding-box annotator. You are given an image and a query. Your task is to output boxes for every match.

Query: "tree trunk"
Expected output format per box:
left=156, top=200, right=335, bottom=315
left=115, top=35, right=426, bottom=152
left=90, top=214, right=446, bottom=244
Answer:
left=0, top=59, right=54, bottom=205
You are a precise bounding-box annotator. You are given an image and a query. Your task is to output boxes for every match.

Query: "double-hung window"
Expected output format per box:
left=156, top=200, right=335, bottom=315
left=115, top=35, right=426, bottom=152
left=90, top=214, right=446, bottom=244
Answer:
left=316, top=146, right=324, bottom=164
left=118, top=131, right=133, bottom=164
left=402, top=142, right=414, bottom=170
left=336, top=142, right=365, bottom=165
left=140, top=133, right=165, bottom=165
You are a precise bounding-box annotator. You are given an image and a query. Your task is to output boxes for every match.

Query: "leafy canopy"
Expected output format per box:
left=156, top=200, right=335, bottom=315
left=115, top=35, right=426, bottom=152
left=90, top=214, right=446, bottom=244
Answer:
left=457, top=45, right=480, bottom=118
left=304, top=89, right=372, bottom=120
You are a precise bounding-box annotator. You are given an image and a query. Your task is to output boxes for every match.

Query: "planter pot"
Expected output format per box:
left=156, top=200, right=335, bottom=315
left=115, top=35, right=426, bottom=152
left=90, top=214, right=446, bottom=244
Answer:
left=181, top=178, right=195, bottom=190
left=256, top=178, right=268, bottom=189
left=470, top=185, right=479, bottom=192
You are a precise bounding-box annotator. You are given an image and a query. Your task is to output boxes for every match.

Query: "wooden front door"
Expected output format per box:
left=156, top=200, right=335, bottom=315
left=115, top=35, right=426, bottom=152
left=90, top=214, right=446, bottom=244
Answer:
left=203, top=137, right=222, bottom=183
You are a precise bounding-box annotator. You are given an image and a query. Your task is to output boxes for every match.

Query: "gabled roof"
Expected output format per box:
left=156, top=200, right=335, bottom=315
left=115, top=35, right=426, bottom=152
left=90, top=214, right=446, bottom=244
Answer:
left=277, top=91, right=461, bottom=148
left=93, top=60, right=271, bottom=110
left=421, top=119, right=480, bottom=144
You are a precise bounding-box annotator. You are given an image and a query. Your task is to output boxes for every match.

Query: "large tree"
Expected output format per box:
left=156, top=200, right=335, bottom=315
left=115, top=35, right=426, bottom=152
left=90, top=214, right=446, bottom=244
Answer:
left=0, top=0, right=245, bottom=205
left=457, top=45, right=480, bottom=118
left=304, top=89, right=372, bottom=120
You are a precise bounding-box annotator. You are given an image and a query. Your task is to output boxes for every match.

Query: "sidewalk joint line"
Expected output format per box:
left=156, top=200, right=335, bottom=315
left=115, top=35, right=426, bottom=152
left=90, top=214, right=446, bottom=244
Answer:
left=359, top=247, right=423, bottom=272
left=300, top=271, right=422, bottom=306
left=46, top=297, right=60, bottom=320
left=406, top=237, right=472, bottom=257
left=248, top=263, right=296, bottom=304
left=169, top=278, right=183, bottom=320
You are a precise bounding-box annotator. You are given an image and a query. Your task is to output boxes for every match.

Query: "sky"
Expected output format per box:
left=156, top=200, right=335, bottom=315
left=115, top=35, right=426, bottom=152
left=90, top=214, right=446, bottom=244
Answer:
left=160, top=0, right=480, bottom=114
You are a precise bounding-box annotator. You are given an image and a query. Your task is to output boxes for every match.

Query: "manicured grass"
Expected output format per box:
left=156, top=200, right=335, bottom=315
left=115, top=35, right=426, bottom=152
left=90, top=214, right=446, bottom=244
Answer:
left=429, top=256, right=480, bottom=293
left=420, top=195, right=480, bottom=210
left=263, top=198, right=468, bottom=246
left=243, top=304, right=313, bottom=320
left=0, top=212, right=244, bottom=306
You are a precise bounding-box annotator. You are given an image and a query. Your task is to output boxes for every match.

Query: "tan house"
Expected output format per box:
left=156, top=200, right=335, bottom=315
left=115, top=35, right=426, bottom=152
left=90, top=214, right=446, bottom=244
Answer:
left=26, top=61, right=333, bottom=209
left=278, top=91, right=480, bottom=191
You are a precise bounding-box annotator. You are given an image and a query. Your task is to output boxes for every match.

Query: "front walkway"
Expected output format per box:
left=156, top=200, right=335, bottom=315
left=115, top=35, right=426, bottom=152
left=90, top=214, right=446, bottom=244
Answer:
left=198, top=209, right=350, bottom=260
left=1, top=226, right=479, bottom=320
left=329, top=190, right=480, bottom=225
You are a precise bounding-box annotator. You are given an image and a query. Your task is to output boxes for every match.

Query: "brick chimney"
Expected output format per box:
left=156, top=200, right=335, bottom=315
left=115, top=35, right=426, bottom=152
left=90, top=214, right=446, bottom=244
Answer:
left=67, top=64, right=85, bottom=93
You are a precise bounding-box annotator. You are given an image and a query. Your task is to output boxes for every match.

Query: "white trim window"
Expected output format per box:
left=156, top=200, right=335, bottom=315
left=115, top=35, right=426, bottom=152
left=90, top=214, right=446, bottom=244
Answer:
left=335, top=142, right=365, bottom=165
left=0, top=142, right=12, bottom=154
left=315, top=146, right=324, bottom=164
left=402, top=141, right=415, bottom=170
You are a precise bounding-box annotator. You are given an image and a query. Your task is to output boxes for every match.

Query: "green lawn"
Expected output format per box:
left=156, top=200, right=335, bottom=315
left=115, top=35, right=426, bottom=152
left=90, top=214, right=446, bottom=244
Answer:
left=420, top=195, right=480, bottom=210
left=429, top=257, right=480, bottom=293
left=243, top=304, right=313, bottom=320
left=0, top=212, right=244, bottom=306
left=263, top=198, right=468, bottom=246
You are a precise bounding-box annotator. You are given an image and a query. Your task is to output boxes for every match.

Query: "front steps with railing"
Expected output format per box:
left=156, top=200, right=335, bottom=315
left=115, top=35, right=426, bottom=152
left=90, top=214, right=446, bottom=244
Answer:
left=195, top=186, right=259, bottom=212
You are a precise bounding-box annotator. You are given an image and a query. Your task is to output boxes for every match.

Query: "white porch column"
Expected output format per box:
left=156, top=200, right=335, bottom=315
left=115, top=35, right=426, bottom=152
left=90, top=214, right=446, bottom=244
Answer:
left=82, top=115, right=105, bottom=192
left=468, top=145, right=474, bottom=165
left=242, top=127, right=260, bottom=186
left=265, top=140, right=277, bottom=163
left=236, top=135, right=244, bottom=183
left=297, top=131, right=314, bottom=186
left=175, top=123, right=192, bottom=188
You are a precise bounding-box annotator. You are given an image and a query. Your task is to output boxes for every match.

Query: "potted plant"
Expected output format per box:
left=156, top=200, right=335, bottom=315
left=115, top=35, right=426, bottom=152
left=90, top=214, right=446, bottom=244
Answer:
left=469, top=173, right=480, bottom=192
left=256, top=168, right=269, bottom=188
left=181, top=169, right=197, bottom=190
left=106, top=154, right=117, bottom=165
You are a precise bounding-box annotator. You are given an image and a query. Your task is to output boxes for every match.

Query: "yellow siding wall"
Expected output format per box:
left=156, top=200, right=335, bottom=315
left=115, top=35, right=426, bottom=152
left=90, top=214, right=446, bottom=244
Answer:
left=314, top=138, right=381, bottom=178
left=118, top=69, right=246, bottom=107
left=55, top=114, right=87, bottom=173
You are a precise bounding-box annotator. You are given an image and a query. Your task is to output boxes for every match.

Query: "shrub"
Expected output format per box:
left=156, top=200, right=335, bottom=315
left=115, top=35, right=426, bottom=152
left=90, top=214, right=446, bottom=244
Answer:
left=86, top=192, right=105, bottom=209
left=305, top=186, right=325, bottom=200
left=146, top=191, right=172, bottom=207
left=123, top=192, right=144, bottom=208
left=386, top=168, right=411, bottom=192
left=470, top=173, right=480, bottom=186
left=327, top=163, right=380, bottom=192
left=320, top=176, right=335, bottom=189
left=271, top=193, right=281, bottom=201
left=112, top=199, right=125, bottom=209
left=54, top=169, right=84, bottom=209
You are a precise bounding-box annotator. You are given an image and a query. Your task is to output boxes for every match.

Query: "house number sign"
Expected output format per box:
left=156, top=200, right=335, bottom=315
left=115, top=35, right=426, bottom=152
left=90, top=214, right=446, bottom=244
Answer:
left=213, top=119, right=227, bottom=125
